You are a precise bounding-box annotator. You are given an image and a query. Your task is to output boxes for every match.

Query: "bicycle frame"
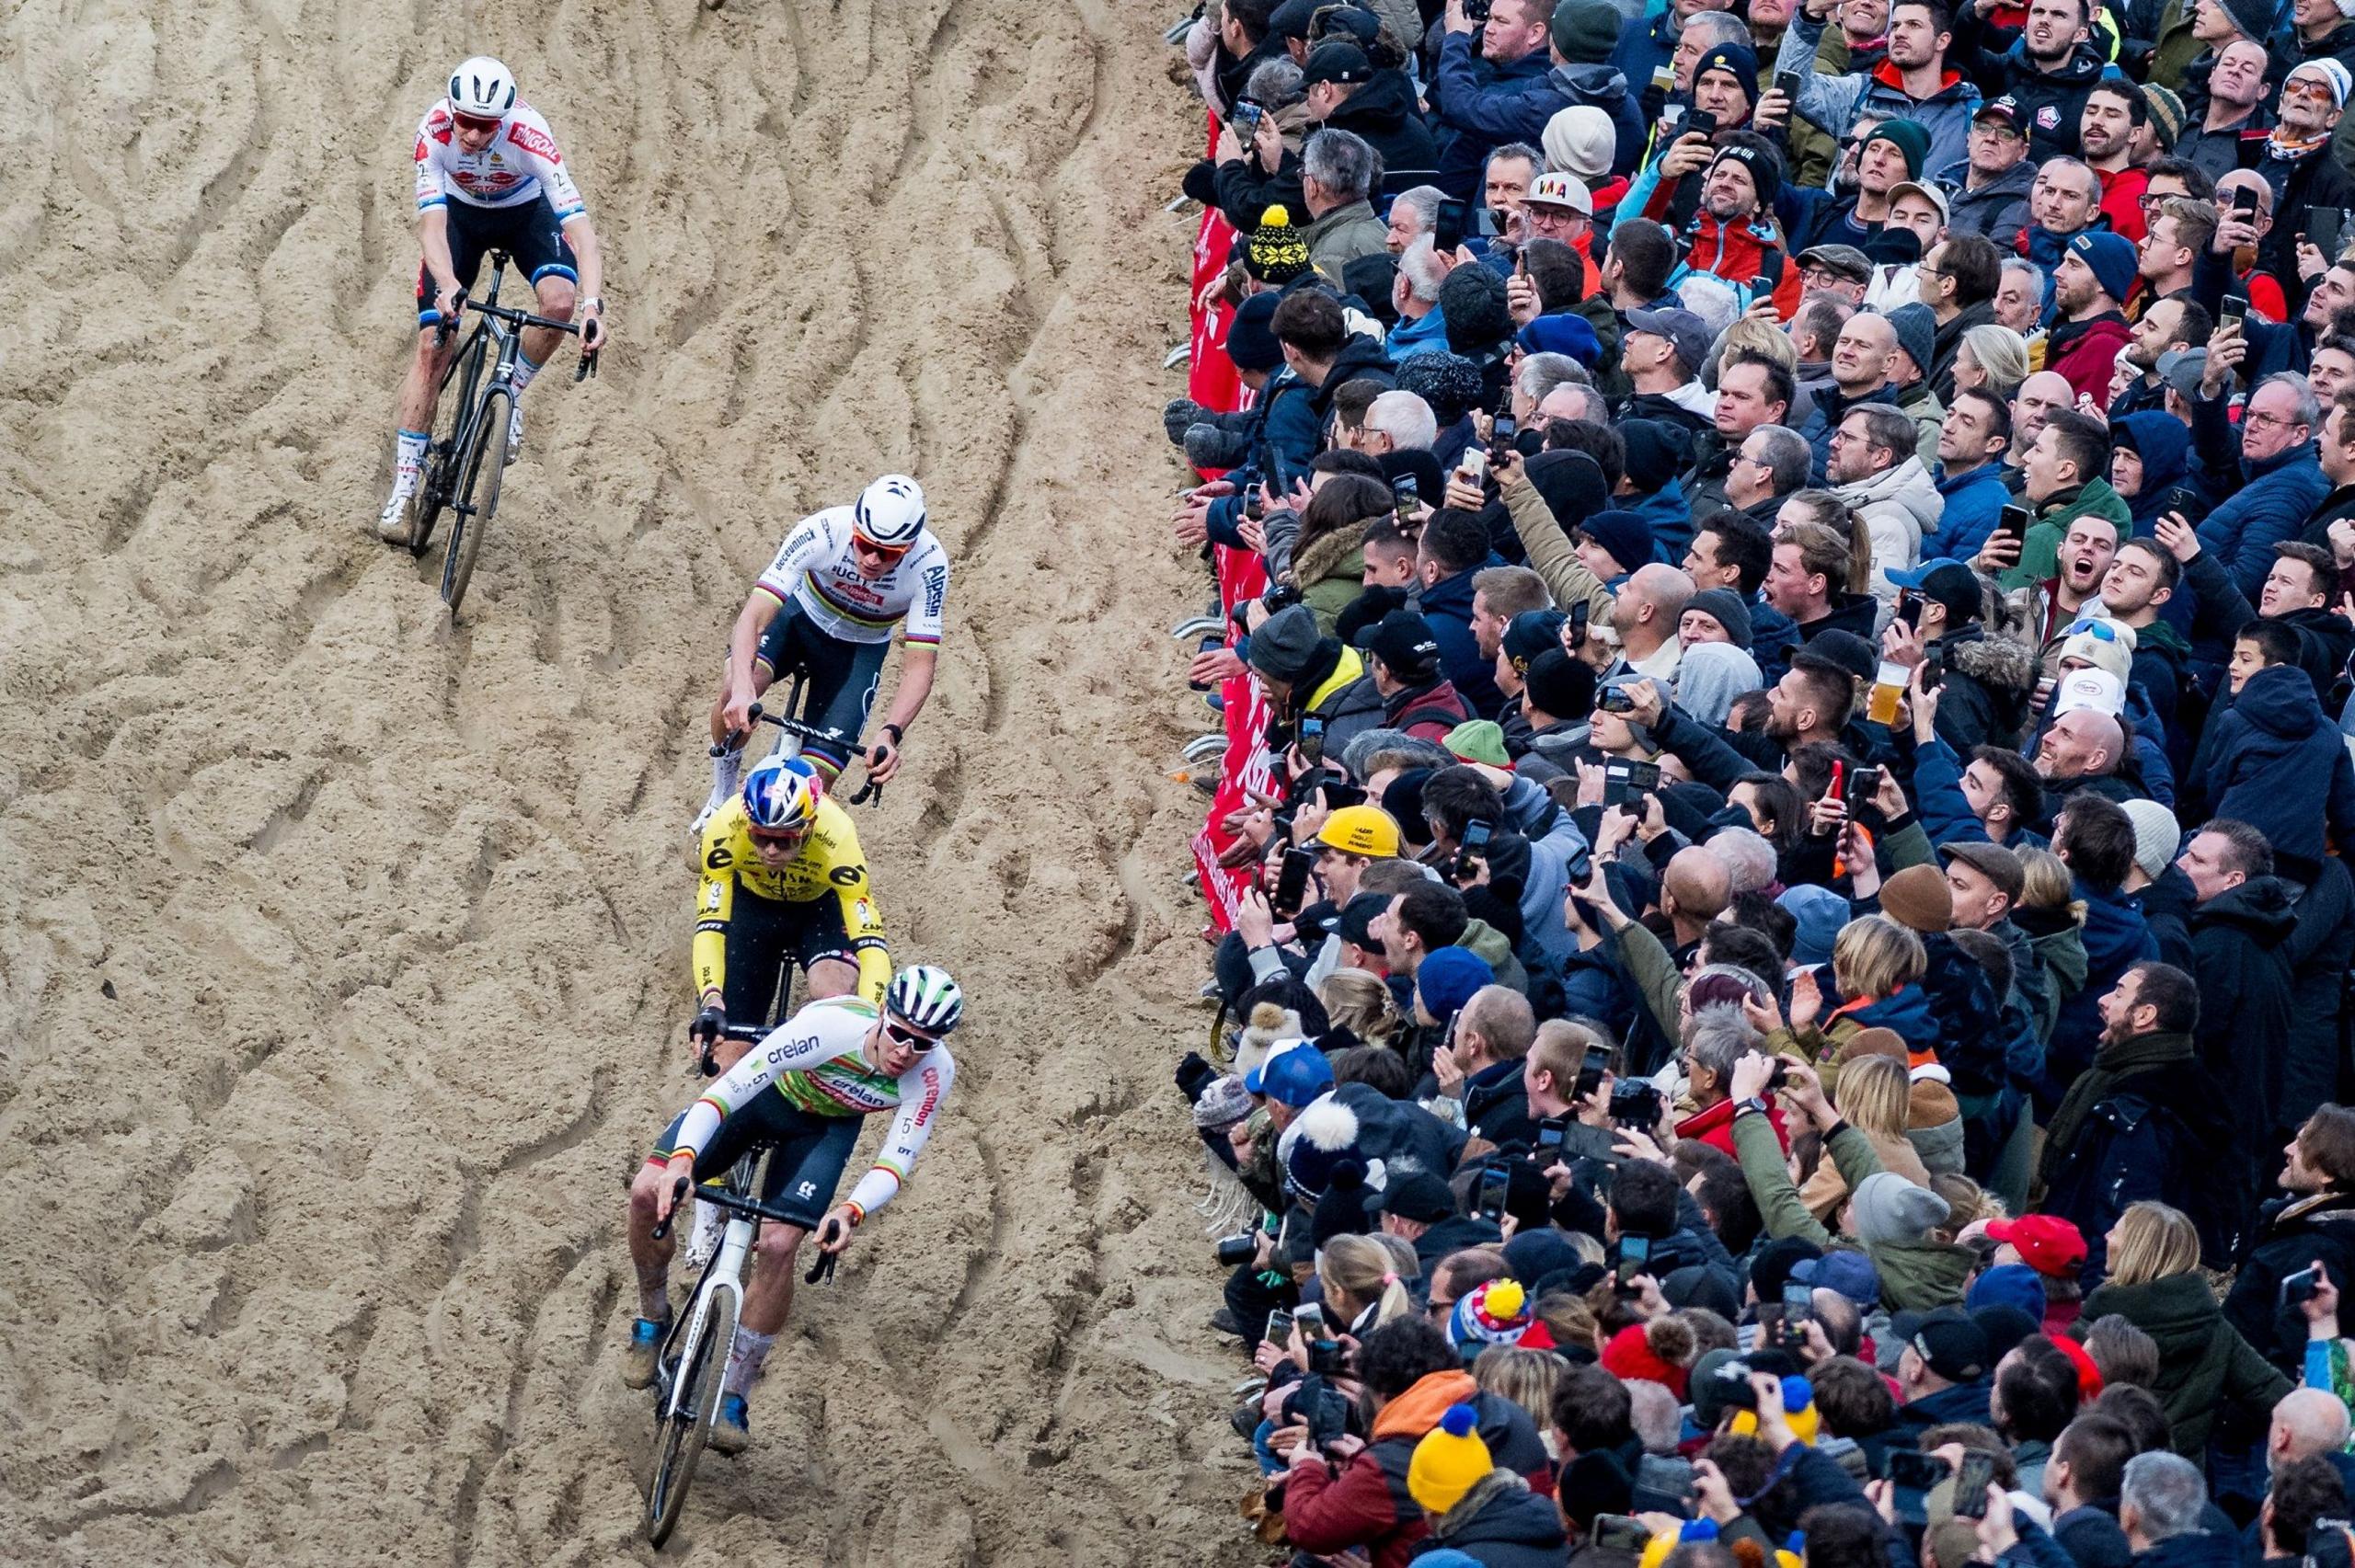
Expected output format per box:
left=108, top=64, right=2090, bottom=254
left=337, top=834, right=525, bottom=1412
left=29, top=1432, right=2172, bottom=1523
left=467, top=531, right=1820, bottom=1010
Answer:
left=661, top=1197, right=758, bottom=1422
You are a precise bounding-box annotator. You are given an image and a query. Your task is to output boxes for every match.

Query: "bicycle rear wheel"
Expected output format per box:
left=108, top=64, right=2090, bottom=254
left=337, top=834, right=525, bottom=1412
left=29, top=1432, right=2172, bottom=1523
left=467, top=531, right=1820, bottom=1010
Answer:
left=643, top=1283, right=735, bottom=1547
left=440, top=384, right=510, bottom=616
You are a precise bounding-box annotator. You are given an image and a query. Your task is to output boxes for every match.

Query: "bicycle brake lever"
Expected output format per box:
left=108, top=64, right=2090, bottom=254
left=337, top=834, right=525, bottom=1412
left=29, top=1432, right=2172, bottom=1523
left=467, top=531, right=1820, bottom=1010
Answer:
left=651, top=1178, right=693, bottom=1242
left=574, top=346, right=599, bottom=383
left=803, top=1250, right=839, bottom=1287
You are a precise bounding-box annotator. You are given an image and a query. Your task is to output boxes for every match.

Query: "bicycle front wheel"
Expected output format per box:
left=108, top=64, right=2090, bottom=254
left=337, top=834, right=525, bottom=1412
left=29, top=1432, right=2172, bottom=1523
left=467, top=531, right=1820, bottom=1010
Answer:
left=440, top=385, right=509, bottom=617
left=643, top=1285, right=734, bottom=1547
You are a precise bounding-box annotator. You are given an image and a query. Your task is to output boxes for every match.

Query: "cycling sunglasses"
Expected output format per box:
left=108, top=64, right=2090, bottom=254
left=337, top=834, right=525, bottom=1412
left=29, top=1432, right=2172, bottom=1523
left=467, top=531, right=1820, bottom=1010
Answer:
left=881, top=1016, right=939, bottom=1049
left=453, top=112, right=504, bottom=134
left=747, top=825, right=810, bottom=848
left=850, top=536, right=911, bottom=566
left=2062, top=618, right=2123, bottom=643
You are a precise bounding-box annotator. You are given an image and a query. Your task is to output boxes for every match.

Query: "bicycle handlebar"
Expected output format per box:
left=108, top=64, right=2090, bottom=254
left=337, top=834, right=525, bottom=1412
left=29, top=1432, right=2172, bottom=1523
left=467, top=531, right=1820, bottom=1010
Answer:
left=658, top=1173, right=845, bottom=1278
left=745, top=703, right=886, bottom=807
left=467, top=298, right=582, bottom=336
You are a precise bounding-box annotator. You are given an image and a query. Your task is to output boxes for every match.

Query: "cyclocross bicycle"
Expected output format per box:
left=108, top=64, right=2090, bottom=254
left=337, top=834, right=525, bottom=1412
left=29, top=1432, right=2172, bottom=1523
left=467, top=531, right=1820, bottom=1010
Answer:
left=640, top=1111, right=838, bottom=1547
left=408, top=250, right=598, bottom=616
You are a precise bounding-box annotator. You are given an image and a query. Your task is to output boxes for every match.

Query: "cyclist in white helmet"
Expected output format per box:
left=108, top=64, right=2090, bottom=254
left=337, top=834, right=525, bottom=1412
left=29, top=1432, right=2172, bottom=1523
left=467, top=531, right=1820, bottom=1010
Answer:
left=692, top=475, right=950, bottom=830
left=621, top=965, right=965, bottom=1454
left=376, top=55, right=608, bottom=544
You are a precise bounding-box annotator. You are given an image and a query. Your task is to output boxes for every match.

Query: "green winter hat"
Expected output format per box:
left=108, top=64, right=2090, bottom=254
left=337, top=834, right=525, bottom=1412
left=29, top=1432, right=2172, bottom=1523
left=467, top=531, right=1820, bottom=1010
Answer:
left=1863, top=120, right=1932, bottom=179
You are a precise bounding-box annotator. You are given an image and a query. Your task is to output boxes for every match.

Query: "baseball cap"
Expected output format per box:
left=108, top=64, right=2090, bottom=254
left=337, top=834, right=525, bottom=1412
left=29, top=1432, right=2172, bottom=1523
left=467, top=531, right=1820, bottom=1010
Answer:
left=1367, top=608, right=1442, bottom=681
left=1373, top=1170, right=1457, bottom=1223
left=2053, top=667, right=2125, bottom=717
left=2156, top=347, right=2207, bottom=403
left=1624, top=307, right=1712, bottom=380
left=1337, top=890, right=1390, bottom=955
left=1526, top=169, right=1595, bottom=216
left=1986, top=1213, right=2089, bottom=1278
left=1889, top=1307, right=1992, bottom=1383
left=1798, top=244, right=1873, bottom=283
left=1973, top=95, right=2026, bottom=132
left=1889, top=179, right=1951, bottom=226
left=1885, top=560, right=1982, bottom=624
left=1301, top=40, right=1375, bottom=86
left=1316, top=803, right=1403, bottom=858
left=1792, top=1248, right=1881, bottom=1307
left=1245, top=1037, right=1336, bottom=1106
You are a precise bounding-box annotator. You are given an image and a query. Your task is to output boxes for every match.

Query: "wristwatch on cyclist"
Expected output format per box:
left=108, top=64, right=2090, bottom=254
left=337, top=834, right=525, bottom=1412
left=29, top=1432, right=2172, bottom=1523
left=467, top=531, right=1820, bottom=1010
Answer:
left=581, top=295, right=603, bottom=313
left=879, top=723, right=904, bottom=745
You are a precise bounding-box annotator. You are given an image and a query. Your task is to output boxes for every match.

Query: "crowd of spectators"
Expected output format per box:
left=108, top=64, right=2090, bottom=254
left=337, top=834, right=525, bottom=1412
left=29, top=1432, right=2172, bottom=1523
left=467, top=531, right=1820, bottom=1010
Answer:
left=1156, top=0, right=2355, bottom=1560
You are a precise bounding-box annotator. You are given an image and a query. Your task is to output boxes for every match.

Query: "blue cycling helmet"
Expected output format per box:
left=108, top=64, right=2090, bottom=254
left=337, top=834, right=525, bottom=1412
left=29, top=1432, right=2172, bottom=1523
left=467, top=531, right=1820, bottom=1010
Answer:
left=742, top=753, right=822, bottom=831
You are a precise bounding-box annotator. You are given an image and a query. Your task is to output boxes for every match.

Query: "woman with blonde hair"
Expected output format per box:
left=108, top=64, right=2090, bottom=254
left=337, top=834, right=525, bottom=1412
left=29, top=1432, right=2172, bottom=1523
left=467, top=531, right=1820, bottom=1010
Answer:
left=1754, top=916, right=1935, bottom=1065
left=1951, top=324, right=2029, bottom=402
left=1315, top=1232, right=1416, bottom=1336
left=2076, top=1201, right=2289, bottom=1455
left=1473, top=1345, right=1568, bottom=1453
left=1319, top=967, right=1407, bottom=1056
left=1796, top=1051, right=1932, bottom=1219
left=2009, top=847, right=2089, bottom=1044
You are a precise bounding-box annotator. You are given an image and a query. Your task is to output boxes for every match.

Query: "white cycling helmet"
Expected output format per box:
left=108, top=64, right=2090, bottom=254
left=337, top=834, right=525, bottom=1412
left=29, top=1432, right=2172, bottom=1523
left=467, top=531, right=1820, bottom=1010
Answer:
left=884, top=965, right=964, bottom=1035
left=448, top=56, right=518, bottom=120
left=852, top=475, right=927, bottom=549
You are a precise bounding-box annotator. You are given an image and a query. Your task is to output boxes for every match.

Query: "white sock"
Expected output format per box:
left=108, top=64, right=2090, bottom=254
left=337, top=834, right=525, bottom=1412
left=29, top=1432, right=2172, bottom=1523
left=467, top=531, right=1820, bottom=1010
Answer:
left=392, top=429, right=429, bottom=496
left=511, top=352, right=541, bottom=396
left=722, top=1327, right=775, bottom=1397
left=707, top=744, right=743, bottom=808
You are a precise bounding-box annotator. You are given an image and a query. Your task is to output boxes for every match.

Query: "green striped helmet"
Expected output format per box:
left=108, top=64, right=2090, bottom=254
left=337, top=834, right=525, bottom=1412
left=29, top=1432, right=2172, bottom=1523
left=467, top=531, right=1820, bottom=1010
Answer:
left=885, top=965, right=964, bottom=1035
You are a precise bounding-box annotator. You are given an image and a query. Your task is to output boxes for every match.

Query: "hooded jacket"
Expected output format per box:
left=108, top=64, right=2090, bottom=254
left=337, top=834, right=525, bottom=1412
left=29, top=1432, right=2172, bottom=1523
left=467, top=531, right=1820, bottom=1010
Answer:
left=1981, top=37, right=2108, bottom=160
left=1732, top=1116, right=1975, bottom=1309
left=2225, top=1186, right=2355, bottom=1376
left=1834, top=453, right=1945, bottom=599
left=2040, top=879, right=2159, bottom=1109
left=1936, top=158, right=2035, bottom=255
left=1282, top=1368, right=1535, bottom=1568
left=2073, top=1272, right=2292, bottom=1457
left=1779, top=17, right=1985, bottom=176
left=1422, top=1468, right=1572, bottom=1567
left=1997, top=478, right=2132, bottom=591
left=2113, top=411, right=2191, bottom=534
left=1318, top=70, right=1440, bottom=187
left=1932, top=624, right=2038, bottom=752
left=2198, top=665, right=2355, bottom=876
left=1432, top=33, right=1568, bottom=200
left=1551, top=61, right=1647, bottom=178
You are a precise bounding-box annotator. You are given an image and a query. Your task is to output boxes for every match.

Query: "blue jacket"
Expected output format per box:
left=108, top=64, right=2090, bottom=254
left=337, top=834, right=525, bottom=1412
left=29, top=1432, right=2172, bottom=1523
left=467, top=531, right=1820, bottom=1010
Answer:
left=1933, top=462, right=2012, bottom=561
left=2191, top=398, right=2331, bottom=599
left=2199, top=664, right=2355, bottom=876
left=1627, top=483, right=1692, bottom=565
left=2114, top=411, right=2190, bottom=535
left=1431, top=34, right=1564, bottom=200
left=1801, top=383, right=1901, bottom=484
left=1386, top=305, right=1448, bottom=360
left=1913, top=734, right=1991, bottom=846
left=1776, top=16, right=1983, bottom=177
left=1750, top=593, right=1802, bottom=681
left=1609, top=12, right=1677, bottom=109
left=2041, top=880, right=2159, bottom=1111
left=1418, top=556, right=1509, bottom=718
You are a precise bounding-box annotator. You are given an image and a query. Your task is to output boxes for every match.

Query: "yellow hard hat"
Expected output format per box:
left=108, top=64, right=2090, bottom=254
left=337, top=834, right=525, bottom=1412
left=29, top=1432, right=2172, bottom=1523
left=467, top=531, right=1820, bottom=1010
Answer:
left=1315, top=804, right=1401, bottom=859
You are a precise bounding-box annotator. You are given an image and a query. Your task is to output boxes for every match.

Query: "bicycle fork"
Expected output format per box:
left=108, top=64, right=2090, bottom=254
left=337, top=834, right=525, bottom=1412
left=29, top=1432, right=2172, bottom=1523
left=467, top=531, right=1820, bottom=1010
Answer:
left=663, top=1217, right=756, bottom=1421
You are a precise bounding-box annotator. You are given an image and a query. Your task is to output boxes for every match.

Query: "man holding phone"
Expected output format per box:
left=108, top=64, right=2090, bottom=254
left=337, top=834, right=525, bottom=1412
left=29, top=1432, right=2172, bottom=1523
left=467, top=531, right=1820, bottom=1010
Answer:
left=1429, top=984, right=1542, bottom=1147
left=1773, top=0, right=1983, bottom=177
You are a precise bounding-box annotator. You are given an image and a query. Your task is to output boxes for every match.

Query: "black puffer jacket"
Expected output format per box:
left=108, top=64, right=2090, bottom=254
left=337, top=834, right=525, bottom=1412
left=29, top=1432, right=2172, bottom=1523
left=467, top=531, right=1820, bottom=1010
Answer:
left=2188, top=876, right=2298, bottom=1156
left=2223, top=1187, right=2355, bottom=1375
left=1931, top=625, right=2038, bottom=752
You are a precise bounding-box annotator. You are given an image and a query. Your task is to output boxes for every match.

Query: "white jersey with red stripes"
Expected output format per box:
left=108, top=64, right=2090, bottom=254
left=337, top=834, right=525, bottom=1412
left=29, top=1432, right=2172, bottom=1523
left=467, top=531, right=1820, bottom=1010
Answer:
left=413, top=99, right=586, bottom=221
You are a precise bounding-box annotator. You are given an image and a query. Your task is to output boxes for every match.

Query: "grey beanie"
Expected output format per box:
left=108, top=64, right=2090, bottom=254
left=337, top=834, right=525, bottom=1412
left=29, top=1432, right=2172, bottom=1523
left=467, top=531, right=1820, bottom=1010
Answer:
left=1850, top=1171, right=1952, bottom=1248
left=1683, top=588, right=1754, bottom=650
left=1248, top=604, right=1325, bottom=682
left=1888, top=303, right=1937, bottom=383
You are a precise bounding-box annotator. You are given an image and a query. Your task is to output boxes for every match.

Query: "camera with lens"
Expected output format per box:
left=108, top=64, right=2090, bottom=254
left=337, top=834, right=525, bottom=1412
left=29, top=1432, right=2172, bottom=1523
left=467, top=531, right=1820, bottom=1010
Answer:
left=1708, top=1357, right=1758, bottom=1411
left=1215, top=1231, right=1259, bottom=1268
left=1610, top=1079, right=1663, bottom=1128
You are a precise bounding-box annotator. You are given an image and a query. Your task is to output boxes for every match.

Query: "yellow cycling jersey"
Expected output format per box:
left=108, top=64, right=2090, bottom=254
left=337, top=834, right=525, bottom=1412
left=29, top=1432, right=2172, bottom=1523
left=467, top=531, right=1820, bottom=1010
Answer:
left=694, top=795, right=890, bottom=1004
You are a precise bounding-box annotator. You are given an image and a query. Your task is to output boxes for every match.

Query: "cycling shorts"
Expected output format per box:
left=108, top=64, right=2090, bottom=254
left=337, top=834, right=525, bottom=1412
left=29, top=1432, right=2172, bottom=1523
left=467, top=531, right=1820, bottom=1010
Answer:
left=414, top=194, right=578, bottom=326
left=653, top=1096, right=862, bottom=1230
left=750, top=601, right=888, bottom=772
left=718, top=885, right=857, bottom=1024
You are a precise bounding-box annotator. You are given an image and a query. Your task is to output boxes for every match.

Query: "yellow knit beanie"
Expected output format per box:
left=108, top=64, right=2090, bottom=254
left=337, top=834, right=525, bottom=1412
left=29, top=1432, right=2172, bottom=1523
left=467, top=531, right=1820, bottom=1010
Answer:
left=1407, top=1402, right=1494, bottom=1516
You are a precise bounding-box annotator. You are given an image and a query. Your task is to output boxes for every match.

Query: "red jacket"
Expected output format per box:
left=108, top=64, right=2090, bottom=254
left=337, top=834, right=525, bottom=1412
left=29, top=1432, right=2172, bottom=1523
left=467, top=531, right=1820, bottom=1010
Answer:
left=1675, top=1095, right=1789, bottom=1160
left=1283, top=1368, right=1476, bottom=1568
left=2044, top=313, right=2132, bottom=406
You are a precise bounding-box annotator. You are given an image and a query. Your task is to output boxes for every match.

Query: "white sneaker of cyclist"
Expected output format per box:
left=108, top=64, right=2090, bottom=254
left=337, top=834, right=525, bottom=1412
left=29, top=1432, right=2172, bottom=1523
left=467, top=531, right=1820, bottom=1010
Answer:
left=683, top=1193, right=726, bottom=1271
left=375, top=487, right=417, bottom=545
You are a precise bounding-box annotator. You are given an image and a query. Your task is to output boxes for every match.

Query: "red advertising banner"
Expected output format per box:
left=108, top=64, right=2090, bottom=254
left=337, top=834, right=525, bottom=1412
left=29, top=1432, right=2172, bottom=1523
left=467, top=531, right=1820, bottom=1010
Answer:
left=1191, top=544, right=1273, bottom=933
